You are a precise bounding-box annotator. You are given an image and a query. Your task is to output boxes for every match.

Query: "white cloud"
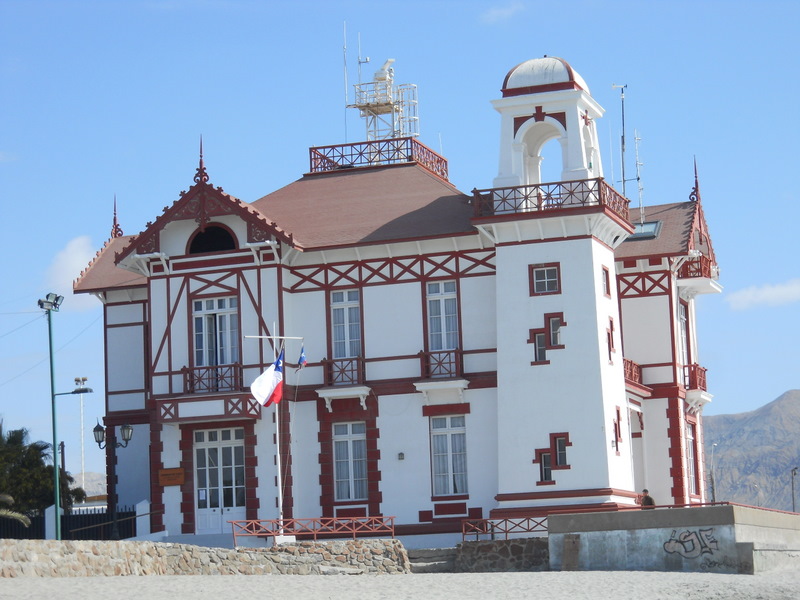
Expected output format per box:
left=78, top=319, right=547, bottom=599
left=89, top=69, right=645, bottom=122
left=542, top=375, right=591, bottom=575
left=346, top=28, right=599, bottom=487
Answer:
left=725, top=278, right=800, bottom=310
left=481, top=1, right=525, bottom=23
left=45, top=236, right=100, bottom=312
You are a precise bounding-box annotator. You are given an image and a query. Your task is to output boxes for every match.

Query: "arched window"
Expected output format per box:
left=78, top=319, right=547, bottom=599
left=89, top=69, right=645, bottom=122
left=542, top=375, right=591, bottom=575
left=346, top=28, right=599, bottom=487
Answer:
left=188, top=225, right=236, bottom=255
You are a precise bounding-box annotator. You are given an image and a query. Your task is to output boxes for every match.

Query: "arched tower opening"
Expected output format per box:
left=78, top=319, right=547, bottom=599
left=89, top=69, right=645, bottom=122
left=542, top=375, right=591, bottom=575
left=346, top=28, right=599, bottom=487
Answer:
left=188, top=224, right=237, bottom=255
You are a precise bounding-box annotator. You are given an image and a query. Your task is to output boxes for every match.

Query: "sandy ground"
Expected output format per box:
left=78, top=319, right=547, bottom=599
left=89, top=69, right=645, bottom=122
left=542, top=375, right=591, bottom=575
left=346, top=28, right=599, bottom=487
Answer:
left=2, top=570, right=800, bottom=600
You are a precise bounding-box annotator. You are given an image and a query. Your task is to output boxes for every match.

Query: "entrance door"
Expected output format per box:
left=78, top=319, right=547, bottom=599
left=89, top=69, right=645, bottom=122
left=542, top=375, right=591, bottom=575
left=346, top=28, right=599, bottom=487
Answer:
left=194, top=427, right=247, bottom=534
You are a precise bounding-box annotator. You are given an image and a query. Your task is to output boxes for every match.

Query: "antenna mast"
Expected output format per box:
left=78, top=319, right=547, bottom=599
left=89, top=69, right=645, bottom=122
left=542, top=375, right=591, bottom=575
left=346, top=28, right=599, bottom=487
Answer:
left=634, top=129, right=644, bottom=224
left=612, top=84, right=627, bottom=197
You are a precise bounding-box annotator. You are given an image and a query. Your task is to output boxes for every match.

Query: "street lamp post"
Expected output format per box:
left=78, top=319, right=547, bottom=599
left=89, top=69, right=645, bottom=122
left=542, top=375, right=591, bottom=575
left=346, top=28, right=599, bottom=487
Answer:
left=93, top=422, right=133, bottom=540
left=710, top=442, right=718, bottom=503
left=792, top=467, right=798, bottom=513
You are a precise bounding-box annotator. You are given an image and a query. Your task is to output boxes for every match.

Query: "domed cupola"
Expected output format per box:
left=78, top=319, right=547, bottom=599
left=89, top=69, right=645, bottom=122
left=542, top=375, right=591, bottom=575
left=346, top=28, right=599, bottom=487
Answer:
left=491, top=56, right=604, bottom=188
left=502, top=56, right=590, bottom=97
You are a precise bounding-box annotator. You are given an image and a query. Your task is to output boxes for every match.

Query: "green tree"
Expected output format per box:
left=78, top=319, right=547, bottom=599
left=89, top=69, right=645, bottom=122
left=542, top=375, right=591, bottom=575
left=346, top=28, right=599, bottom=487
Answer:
left=0, top=425, right=85, bottom=513
left=0, top=493, right=30, bottom=526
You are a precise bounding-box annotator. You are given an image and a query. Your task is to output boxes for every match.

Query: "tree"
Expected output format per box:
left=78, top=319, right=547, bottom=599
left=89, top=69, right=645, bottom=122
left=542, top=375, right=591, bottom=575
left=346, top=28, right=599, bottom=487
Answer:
left=0, top=425, right=85, bottom=513
left=0, top=493, right=30, bottom=527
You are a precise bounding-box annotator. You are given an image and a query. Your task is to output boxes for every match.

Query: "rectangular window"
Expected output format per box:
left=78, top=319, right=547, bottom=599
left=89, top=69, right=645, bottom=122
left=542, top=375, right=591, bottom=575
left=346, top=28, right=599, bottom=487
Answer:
left=332, top=422, right=368, bottom=501
left=555, top=436, right=568, bottom=466
left=549, top=316, right=562, bottom=347
left=331, top=290, right=361, bottom=359
left=540, top=452, right=552, bottom=482
left=193, top=297, right=239, bottom=367
left=602, top=266, right=611, bottom=297
left=529, top=264, right=561, bottom=295
left=534, top=332, right=548, bottom=363
left=678, top=302, right=689, bottom=368
left=427, top=281, right=459, bottom=351
left=607, top=318, right=616, bottom=363
left=686, top=422, right=698, bottom=495
left=431, top=415, right=468, bottom=496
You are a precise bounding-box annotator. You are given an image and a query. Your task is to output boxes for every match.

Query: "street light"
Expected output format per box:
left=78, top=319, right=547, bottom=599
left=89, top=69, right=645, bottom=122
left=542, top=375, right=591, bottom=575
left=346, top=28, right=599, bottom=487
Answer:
left=792, top=467, right=798, bottom=513
left=39, top=292, right=92, bottom=541
left=93, top=422, right=133, bottom=539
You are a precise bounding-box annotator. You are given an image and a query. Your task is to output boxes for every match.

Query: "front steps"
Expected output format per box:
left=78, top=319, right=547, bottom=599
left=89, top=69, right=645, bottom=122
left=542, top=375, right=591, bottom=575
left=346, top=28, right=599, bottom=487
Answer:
left=406, top=547, right=457, bottom=573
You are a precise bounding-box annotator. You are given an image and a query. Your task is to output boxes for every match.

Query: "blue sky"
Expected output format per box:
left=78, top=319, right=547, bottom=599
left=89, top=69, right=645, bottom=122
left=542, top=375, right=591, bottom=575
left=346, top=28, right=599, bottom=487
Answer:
left=1, top=0, right=798, bottom=477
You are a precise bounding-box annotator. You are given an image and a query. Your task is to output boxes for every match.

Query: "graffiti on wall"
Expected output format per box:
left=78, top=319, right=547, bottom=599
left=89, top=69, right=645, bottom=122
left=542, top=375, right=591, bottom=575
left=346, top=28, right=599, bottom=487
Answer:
left=663, top=528, right=718, bottom=559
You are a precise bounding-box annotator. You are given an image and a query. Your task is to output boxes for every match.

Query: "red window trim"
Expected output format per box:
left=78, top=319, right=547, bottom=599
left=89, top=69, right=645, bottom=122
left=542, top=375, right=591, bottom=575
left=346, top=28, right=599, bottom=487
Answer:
left=529, top=262, right=562, bottom=296
left=422, top=403, right=471, bottom=417
left=527, top=312, right=567, bottom=365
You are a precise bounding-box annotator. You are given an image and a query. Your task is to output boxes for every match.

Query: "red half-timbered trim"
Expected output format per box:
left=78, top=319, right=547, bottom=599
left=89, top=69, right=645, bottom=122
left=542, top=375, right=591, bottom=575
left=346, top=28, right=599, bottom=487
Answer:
left=178, top=419, right=259, bottom=534
left=286, top=249, right=495, bottom=293
left=149, top=422, right=165, bottom=533
left=421, top=403, right=471, bottom=418
left=317, top=396, right=382, bottom=518
left=617, top=271, right=671, bottom=298
left=666, top=397, right=687, bottom=504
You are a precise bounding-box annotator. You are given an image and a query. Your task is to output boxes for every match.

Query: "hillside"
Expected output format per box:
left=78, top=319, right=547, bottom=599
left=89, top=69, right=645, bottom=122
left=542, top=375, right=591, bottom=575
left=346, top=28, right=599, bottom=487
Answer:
left=704, top=390, right=800, bottom=511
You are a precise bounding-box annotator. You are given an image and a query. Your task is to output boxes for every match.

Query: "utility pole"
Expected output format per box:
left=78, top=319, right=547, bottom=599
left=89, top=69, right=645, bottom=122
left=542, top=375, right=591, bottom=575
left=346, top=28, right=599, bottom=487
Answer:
left=792, top=467, right=797, bottom=513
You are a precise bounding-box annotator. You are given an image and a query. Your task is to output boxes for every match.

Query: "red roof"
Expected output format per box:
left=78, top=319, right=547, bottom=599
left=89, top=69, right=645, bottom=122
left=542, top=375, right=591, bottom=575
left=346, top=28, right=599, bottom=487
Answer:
left=74, top=235, right=146, bottom=293
left=250, top=163, right=474, bottom=250
left=616, top=201, right=698, bottom=260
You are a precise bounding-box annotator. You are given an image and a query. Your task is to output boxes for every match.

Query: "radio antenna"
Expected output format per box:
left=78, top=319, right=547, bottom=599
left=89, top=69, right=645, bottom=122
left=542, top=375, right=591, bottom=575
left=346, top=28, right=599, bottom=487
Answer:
left=612, top=84, right=627, bottom=197
left=634, top=129, right=645, bottom=224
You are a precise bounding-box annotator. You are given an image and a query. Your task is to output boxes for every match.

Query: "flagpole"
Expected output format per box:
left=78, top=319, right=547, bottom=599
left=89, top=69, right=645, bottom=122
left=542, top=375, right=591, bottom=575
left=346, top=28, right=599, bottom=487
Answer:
left=246, top=334, right=303, bottom=535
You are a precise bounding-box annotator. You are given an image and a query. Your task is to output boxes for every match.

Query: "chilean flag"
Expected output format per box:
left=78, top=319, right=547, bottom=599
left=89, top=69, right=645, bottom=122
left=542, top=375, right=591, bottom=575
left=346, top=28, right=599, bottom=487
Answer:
left=251, top=350, right=284, bottom=407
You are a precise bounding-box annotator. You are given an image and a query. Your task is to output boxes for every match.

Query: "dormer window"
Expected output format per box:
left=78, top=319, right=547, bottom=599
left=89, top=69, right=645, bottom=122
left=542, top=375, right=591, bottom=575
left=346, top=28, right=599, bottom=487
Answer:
left=628, top=221, right=662, bottom=241
left=189, top=225, right=236, bottom=254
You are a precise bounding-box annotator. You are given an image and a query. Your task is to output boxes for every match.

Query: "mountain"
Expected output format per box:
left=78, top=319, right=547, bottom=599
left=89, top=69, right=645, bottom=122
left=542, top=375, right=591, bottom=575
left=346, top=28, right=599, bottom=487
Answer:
left=704, top=390, right=800, bottom=512
left=71, top=472, right=106, bottom=499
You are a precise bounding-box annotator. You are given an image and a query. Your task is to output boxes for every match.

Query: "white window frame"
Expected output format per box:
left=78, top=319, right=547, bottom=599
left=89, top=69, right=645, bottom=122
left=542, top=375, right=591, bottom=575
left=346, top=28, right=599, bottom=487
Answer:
left=332, top=421, right=368, bottom=501
left=331, top=290, right=361, bottom=359
left=193, top=297, right=239, bottom=367
left=686, top=422, right=698, bottom=495
left=430, top=415, right=468, bottom=496
left=426, top=281, right=459, bottom=352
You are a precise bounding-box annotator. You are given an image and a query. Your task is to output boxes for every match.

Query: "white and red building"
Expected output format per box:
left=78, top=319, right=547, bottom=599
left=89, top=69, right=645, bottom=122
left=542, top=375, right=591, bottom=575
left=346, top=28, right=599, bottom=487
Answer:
left=74, top=56, right=721, bottom=545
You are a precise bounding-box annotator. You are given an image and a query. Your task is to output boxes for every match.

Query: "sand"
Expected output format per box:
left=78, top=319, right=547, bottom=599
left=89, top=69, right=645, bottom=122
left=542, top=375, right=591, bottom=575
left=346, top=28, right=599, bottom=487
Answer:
left=2, top=570, right=800, bottom=600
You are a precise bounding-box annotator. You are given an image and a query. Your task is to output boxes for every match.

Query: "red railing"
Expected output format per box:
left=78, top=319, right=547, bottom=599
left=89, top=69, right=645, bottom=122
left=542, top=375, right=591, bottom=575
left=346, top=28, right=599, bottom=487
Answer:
left=472, top=178, right=629, bottom=221
left=623, top=358, right=643, bottom=385
left=678, top=255, right=716, bottom=279
left=322, top=357, right=366, bottom=386
left=309, top=138, right=448, bottom=181
left=462, top=517, right=548, bottom=541
left=230, top=516, right=395, bottom=545
left=182, top=364, right=242, bottom=394
left=684, top=363, right=708, bottom=391
left=419, top=349, right=463, bottom=378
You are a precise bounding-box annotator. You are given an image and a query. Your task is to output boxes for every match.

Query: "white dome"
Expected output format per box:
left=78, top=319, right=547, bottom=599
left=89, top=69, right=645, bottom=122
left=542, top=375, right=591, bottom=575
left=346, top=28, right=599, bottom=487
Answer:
left=502, top=56, right=589, bottom=97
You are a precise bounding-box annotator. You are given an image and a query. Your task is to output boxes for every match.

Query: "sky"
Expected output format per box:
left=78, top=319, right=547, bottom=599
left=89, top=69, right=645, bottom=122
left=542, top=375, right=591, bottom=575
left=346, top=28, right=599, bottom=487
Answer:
left=1, top=0, right=798, bottom=479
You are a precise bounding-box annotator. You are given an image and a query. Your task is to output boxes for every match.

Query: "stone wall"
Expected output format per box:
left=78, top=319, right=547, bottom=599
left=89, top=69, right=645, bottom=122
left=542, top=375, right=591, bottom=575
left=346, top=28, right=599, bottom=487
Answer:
left=455, top=538, right=549, bottom=572
left=0, top=538, right=410, bottom=577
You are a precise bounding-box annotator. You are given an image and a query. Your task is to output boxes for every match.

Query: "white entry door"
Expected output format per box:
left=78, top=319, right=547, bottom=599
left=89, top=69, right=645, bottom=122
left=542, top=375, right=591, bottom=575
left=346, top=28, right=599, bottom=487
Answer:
left=194, top=427, right=247, bottom=534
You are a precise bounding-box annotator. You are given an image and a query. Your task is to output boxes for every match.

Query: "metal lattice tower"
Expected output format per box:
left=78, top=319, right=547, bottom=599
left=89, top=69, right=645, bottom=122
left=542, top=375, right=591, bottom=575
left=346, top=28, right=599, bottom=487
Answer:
left=348, top=59, right=419, bottom=141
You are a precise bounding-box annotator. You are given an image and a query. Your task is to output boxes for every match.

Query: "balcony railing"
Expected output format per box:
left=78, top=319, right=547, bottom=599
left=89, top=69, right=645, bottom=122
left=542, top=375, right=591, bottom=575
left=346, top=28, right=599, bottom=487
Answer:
left=231, top=516, right=395, bottom=545
left=322, top=357, right=366, bottom=386
left=182, top=364, right=243, bottom=394
left=623, top=358, right=643, bottom=385
left=684, top=363, right=708, bottom=391
left=678, top=255, right=718, bottom=280
left=472, top=177, right=629, bottom=221
left=419, top=349, right=463, bottom=379
left=309, top=137, right=448, bottom=181
left=462, top=517, right=548, bottom=542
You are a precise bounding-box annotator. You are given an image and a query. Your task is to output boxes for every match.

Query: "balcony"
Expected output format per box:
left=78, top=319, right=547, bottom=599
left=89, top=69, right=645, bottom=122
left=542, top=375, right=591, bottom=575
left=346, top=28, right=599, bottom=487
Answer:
left=677, top=255, right=722, bottom=297
left=308, top=138, right=448, bottom=181
left=472, top=178, right=629, bottom=221
left=683, top=363, right=708, bottom=392
left=419, top=349, right=463, bottom=379
left=623, top=358, right=643, bottom=385
left=182, top=364, right=243, bottom=394
left=321, top=357, right=366, bottom=387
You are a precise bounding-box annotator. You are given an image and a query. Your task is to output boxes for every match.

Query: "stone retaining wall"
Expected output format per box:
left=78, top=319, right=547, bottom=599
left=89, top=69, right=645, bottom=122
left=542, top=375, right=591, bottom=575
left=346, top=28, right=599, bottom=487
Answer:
left=455, top=537, right=549, bottom=572
left=0, top=538, right=410, bottom=577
